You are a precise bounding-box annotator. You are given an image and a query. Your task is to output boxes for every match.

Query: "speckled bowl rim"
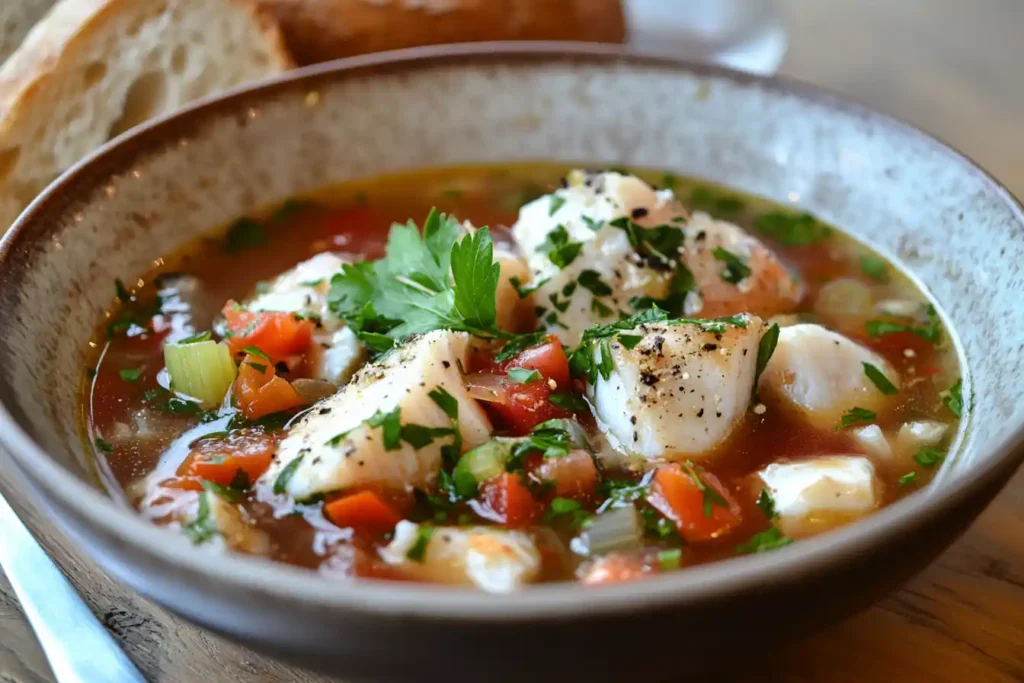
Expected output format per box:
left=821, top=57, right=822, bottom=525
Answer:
left=1, top=43, right=1023, bottom=621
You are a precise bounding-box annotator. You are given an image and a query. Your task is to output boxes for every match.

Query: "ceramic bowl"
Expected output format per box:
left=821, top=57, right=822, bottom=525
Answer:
left=1, top=44, right=1022, bottom=682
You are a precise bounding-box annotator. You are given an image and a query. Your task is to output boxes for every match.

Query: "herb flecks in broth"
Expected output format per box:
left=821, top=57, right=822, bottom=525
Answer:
left=81, top=164, right=962, bottom=591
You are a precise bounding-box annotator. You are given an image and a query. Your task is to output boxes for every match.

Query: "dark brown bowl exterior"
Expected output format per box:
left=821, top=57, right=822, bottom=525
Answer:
left=0, top=44, right=1022, bottom=681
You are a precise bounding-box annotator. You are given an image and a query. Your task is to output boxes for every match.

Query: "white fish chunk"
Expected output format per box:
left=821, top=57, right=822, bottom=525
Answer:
left=758, top=456, right=881, bottom=537
left=851, top=424, right=892, bottom=459
left=511, top=170, right=799, bottom=345
left=896, top=420, right=948, bottom=452
left=587, top=315, right=764, bottom=462
left=379, top=521, right=541, bottom=593
left=758, top=324, right=900, bottom=430
left=260, top=330, right=492, bottom=500
left=246, top=252, right=367, bottom=385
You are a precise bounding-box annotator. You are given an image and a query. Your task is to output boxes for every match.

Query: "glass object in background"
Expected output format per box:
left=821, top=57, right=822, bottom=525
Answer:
left=625, top=0, right=788, bottom=75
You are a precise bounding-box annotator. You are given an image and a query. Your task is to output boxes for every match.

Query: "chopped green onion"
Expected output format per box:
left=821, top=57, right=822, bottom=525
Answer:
left=913, top=448, right=944, bottom=468
left=118, top=368, right=142, bottom=382
left=897, top=471, right=918, bottom=487
left=863, top=362, right=898, bottom=395
left=657, top=548, right=683, bottom=571
left=163, top=339, right=237, bottom=408
left=835, top=407, right=877, bottom=431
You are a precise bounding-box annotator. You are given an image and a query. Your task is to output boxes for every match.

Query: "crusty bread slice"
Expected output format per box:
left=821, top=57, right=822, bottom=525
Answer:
left=0, top=0, right=294, bottom=232
left=258, top=0, right=626, bottom=66
left=0, top=0, right=54, bottom=64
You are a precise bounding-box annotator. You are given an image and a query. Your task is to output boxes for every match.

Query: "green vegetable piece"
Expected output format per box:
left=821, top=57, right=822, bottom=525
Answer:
left=273, top=455, right=304, bottom=495
left=913, top=448, right=945, bottom=468
left=406, top=526, right=435, bottom=562
left=863, top=362, right=898, bottom=395
left=508, top=368, right=542, bottom=385
left=118, top=368, right=142, bottom=382
left=753, top=323, right=780, bottom=393
left=735, top=526, right=792, bottom=554
left=859, top=254, right=888, bottom=282
left=835, top=407, right=877, bottom=431
left=898, top=471, right=918, bottom=487
left=367, top=407, right=402, bottom=451
left=712, top=246, right=752, bottom=284
left=163, top=339, right=237, bottom=408
left=944, top=379, right=963, bottom=417
left=657, top=548, right=683, bottom=571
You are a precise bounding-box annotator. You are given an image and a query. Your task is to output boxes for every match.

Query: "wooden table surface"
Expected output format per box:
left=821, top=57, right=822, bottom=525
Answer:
left=1, top=1, right=1022, bottom=681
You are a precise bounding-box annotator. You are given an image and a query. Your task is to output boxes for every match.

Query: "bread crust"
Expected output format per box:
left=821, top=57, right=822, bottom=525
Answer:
left=257, top=0, right=626, bottom=66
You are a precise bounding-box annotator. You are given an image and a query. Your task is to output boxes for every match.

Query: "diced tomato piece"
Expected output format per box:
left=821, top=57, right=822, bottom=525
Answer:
left=324, top=491, right=403, bottom=536
left=647, top=463, right=743, bottom=543
left=482, top=472, right=541, bottom=528
left=222, top=301, right=314, bottom=359
left=158, top=476, right=205, bottom=492
left=580, top=553, right=650, bottom=586
left=478, top=337, right=577, bottom=435
left=534, top=449, right=599, bottom=500
left=233, top=355, right=305, bottom=420
left=178, top=429, right=277, bottom=486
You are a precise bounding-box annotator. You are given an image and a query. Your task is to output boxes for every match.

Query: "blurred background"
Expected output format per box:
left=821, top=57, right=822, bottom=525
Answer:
left=0, top=0, right=1021, bottom=681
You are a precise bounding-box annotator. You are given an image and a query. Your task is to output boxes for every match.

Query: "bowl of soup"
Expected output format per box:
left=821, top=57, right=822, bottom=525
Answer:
left=0, top=44, right=1021, bottom=682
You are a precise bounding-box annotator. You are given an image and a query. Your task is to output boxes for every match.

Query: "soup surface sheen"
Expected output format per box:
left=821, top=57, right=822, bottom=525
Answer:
left=82, top=165, right=963, bottom=590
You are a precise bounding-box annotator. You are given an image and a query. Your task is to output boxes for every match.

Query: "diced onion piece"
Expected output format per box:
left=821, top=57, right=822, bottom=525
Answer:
left=814, top=278, right=874, bottom=321
left=465, top=373, right=509, bottom=404
left=575, top=505, right=643, bottom=556
left=455, top=441, right=511, bottom=490
left=291, top=378, right=337, bottom=404
left=163, top=339, right=237, bottom=408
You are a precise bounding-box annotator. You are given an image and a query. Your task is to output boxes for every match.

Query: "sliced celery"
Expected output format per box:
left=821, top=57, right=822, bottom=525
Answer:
left=163, top=339, right=237, bottom=408
left=454, top=440, right=510, bottom=497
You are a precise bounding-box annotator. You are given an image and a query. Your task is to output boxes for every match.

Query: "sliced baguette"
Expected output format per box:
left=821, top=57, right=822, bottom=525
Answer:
left=0, top=0, right=55, bottom=64
left=258, top=0, right=626, bottom=66
left=0, top=0, right=294, bottom=232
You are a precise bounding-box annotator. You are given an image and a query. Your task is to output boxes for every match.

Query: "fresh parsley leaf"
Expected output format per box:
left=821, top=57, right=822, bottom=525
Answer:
left=753, top=211, right=831, bottom=246
left=608, top=217, right=685, bottom=267
left=582, top=216, right=604, bottom=232
left=508, top=368, right=542, bottom=384
left=357, top=331, right=397, bottom=354
left=451, top=227, right=500, bottom=331
left=835, top=407, right=877, bottom=430
left=578, top=269, right=613, bottom=297
left=201, top=479, right=246, bottom=504
left=273, top=455, right=304, bottom=495
left=944, top=379, right=963, bottom=417
left=367, top=407, right=402, bottom=451
left=641, top=507, right=678, bottom=540
left=509, top=276, right=549, bottom=299
left=182, top=492, right=219, bottom=544
left=245, top=362, right=269, bottom=374
left=596, top=473, right=653, bottom=513
left=429, top=387, right=461, bottom=468
left=545, top=497, right=588, bottom=528
left=657, top=548, right=683, bottom=571
left=406, top=526, right=435, bottom=562
left=494, top=332, right=547, bottom=363
left=859, top=254, right=888, bottom=282
left=242, top=345, right=270, bottom=360
left=428, top=387, right=459, bottom=421
left=224, top=218, right=267, bottom=252
left=118, top=368, right=142, bottom=382
left=735, top=526, right=792, bottom=554
left=756, top=489, right=776, bottom=519
left=94, top=437, right=113, bottom=454
left=401, top=423, right=451, bottom=450
left=898, top=471, right=918, bottom=487
left=617, top=333, right=644, bottom=350
left=325, top=429, right=352, bottom=447
left=548, top=392, right=588, bottom=413
left=538, top=225, right=583, bottom=269
left=753, top=323, right=780, bottom=392
left=166, top=397, right=201, bottom=414
left=863, top=362, right=898, bottom=395
left=712, top=246, right=752, bottom=284
left=549, top=195, right=567, bottom=216
left=914, top=448, right=945, bottom=468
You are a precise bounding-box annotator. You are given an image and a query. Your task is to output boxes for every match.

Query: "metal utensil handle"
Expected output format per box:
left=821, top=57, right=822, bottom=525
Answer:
left=0, top=493, right=147, bottom=683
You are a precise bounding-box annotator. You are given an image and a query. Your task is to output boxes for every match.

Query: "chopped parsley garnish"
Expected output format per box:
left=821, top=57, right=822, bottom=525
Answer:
left=224, top=217, right=268, bottom=252
left=245, top=362, right=269, bottom=374
left=581, top=216, right=604, bottom=232
left=657, top=548, right=683, bottom=571
left=494, top=332, right=547, bottom=363
left=859, top=254, right=888, bottom=282
left=182, top=492, right=218, bottom=544
left=641, top=507, right=678, bottom=540
left=325, top=429, right=352, bottom=447
left=943, top=379, right=963, bottom=417
left=367, top=407, right=402, bottom=451
left=400, top=423, right=451, bottom=450
left=509, top=276, right=549, bottom=299
left=590, top=298, right=614, bottom=318
left=756, top=489, right=776, bottom=519
left=118, top=368, right=142, bottom=382
left=596, top=475, right=652, bottom=513
left=508, top=368, right=542, bottom=385
left=914, top=448, right=945, bottom=468
left=617, top=334, right=644, bottom=350
left=835, top=407, right=877, bottom=430
left=201, top=479, right=246, bottom=504
left=753, top=323, right=780, bottom=393
left=242, top=345, right=270, bottom=360
left=577, top=269, right=613, bottom=297
left=178, top=331, right=212, bottom=345
left=406, top=526, right=435, bottom=562
left=166, top=397, right=201, bottom=414
left=545, top=497, right=588, bottom=529
left=735, top=526, right=792, bottom=554
left=549, top=195, right=567, bottom=216
left=539, top=225, right=583, bottom=269
left=863, top=362, right=898, bottom=395
left=548, top=392, right=589, bottom=413
left=753, top=211, right=831, bottom=246
left=273, top=455, right=304, bottom=495
left=681, top=462, right=728, bottom=517
left=865, top=304, right=942, bottom=343
left=897, top=471, right=918, bottom=487
left=608, top=217, right=685, bottom=267
left=94, top=437, right=113, bottom=454
left=712, top=246, right=752, bottom=284
left=429, top=387, right=462, bottom=468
